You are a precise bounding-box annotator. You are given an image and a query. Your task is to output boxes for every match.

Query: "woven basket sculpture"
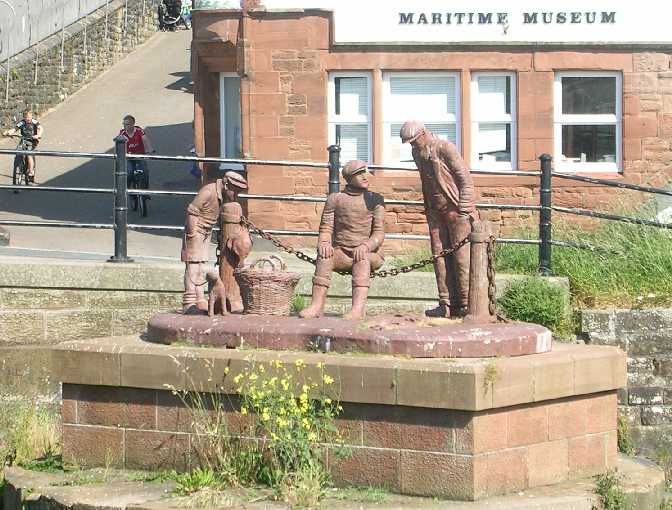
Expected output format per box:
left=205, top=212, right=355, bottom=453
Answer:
left=234, top=254, right=302, bottom=315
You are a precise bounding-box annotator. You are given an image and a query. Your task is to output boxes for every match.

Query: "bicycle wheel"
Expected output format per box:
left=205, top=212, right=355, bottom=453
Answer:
left=131, top=181, right=139, bottom=212
left=138, top=191, right=148, bottom=217
left=12, top=157, right=26, bottom=192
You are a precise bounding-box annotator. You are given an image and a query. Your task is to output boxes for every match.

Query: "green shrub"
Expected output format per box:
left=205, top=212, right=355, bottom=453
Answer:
left=594, top=469, right=627, bottom=510
left=617, top=415, right=635, bottom=456
left=498, top=276, right=570, bottom=334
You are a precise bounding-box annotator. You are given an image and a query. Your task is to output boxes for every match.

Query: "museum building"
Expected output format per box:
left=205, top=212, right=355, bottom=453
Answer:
left=191, top=0, right=672, bottom=246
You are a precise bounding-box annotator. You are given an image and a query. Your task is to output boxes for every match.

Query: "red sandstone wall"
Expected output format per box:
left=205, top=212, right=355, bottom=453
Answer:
left=193, top=10, right=672, bottom=249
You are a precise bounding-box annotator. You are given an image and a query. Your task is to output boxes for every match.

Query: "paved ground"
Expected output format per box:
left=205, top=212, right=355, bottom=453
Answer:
left=0, top=29, right=199, bottom=260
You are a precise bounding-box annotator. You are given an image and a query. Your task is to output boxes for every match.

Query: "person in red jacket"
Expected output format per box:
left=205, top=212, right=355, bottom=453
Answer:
left=118, top=115, right=155, bottom=188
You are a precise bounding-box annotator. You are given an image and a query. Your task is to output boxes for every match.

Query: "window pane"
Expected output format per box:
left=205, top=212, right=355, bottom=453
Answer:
left=335, top=124, right=369, bottom=162
left=335, top=77, right=368, bottom=117
left=562, top=77, right=616, bottom=115
left=388, top=75, right=457, bottom=119
left=561, top=125, right=616, bottom=163
left=389, top=122, right=456, bottom=163
left=476, top=123, right=511, bottom=163
left=222, top=76, right=241, bottom=158
left=475, top=76, right=511, bottom=118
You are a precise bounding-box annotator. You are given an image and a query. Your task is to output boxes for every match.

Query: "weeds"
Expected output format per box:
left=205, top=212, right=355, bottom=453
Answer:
left=594, top=469, right=627, bottom=510
left=617, top=415, right=635, bottom=456
left=498, top=277, right=572, bottom=334
left=168, top=358, right=345, bottom=508
left=291, top=293, right=307, bottom=313
left=328, top=486, right=393, bottom=503
left=656, top=447, right=672, bottom=485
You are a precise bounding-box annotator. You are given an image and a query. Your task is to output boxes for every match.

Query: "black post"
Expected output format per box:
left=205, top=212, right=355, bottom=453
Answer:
left=538, top=153, right=552, bottom=276
left=109, top=135, right=133, bottom=263
left=327, top=144, right=341, bottom=195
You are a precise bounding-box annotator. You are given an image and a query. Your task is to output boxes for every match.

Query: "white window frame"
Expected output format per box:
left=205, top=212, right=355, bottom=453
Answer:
left=219, top=72, right=243, bottom=170
left=554, top=71, right=622, bottom=173
left=327, top=71, right=372, bottom=163
left=470, top=72, right=516, bottom=172
left=382, top=71, right=461, bottom=167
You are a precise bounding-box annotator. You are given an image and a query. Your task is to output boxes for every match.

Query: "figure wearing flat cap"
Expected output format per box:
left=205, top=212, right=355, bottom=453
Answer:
left=181, top=171, right=252, bottom=313
left=400, top=121, right=478, bottom=318
left=299, top=160, right=385, bottom=321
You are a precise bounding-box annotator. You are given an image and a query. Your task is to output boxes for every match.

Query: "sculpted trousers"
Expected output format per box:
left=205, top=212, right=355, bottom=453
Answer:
left=426, top=207, right=474, bottom=314
left=312, top=247, right=384, bottom=288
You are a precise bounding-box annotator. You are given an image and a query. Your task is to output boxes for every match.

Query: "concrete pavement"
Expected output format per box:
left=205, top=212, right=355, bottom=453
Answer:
left=0, top=29, right=197, bottom=260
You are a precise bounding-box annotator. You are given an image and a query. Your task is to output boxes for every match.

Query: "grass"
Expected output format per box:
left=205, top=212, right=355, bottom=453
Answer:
left=494, top=212, right=672, bottom=308
left=328, top=485, right=393, bottom=503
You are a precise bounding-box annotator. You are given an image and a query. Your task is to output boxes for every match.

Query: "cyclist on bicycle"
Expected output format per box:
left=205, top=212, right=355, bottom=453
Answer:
left=2, top=109, right=43, bottom=183
left=118, top=114, right=155, bottom=189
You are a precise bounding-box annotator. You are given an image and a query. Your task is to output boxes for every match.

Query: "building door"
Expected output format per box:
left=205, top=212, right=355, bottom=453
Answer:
left=219, top=73, right=242, bottom=167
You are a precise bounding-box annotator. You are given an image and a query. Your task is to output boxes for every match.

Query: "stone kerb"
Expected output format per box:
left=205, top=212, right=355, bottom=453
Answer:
left=55, top=336, right=625, bottom=500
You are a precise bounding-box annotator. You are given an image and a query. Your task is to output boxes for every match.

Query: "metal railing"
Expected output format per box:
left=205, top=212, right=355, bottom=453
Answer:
left=1, top=138, right=669, bottom=274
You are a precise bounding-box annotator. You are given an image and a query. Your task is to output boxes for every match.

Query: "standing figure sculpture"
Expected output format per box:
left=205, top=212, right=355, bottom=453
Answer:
left=400, top=121, right=478, bottom=318
left=181, top=171, right=251, bottom=314
left=299, top=160, right=385, bottom=321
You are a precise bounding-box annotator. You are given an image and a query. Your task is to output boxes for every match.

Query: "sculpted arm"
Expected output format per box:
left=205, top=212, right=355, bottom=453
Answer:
left=317, top=194, right=337, bottom=259
left=438, top=142, right=476, bottom=215
left=364, top=198, right=385, bottom=252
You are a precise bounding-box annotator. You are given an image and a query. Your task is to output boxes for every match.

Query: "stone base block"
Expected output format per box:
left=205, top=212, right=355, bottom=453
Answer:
left=55, top=337, right=626, bottom=500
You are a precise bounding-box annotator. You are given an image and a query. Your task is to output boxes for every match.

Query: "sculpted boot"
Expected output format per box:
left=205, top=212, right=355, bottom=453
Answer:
left=299, top=282, right=329, bottom=319
left=344, top=259, right=370, bottom=320
left=448, top=215, right=473, bottom=318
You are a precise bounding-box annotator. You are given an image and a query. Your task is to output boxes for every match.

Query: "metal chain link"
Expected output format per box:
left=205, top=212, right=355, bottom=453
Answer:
left=486, top=235, right=509, bottom=323
left=240, top=216, right=470, bottom=279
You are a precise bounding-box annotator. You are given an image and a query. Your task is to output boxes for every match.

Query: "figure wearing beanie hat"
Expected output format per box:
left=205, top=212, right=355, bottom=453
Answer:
left=181, top=172, right=251, bottom=314
left=400, top=120, right=478, bottom=318
left=299, top=160, right=385, bottom=321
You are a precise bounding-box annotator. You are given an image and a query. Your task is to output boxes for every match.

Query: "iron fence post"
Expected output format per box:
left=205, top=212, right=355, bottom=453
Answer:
left=538, top=154, right=552, bottom=276
left=109, top=135, right=133, bottom=263
left=327, top=145, right=341, bottom=195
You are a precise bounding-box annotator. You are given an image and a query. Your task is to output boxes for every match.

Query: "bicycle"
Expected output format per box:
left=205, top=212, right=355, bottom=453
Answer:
left=4, top=134, right=36, bottom=192
left=128, top=160, right=149, bottom=217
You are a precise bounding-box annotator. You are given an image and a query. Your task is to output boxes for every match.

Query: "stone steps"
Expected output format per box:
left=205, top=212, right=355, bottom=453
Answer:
left=2, top=456, right=664, bottom=509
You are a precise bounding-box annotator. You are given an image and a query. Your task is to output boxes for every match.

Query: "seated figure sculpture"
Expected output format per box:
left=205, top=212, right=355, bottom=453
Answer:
left=181, top=171, right=251, bottom=313
left=299, top=160, right=385, bottom=321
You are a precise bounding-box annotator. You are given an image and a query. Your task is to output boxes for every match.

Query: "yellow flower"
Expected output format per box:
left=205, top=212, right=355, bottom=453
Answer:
left=249, top=373, right=258, bottom=381
left=324, top=398, right=332, bottom=405
left=233, top=374, right=242, bottom=384
left=323, top=374, right=334, bottom=385
left=281, top=379, right=290, bottom=391
left=258, top=364, right=265, bottom=373
left=262, top=412, right=270, bottom=421
left=271, top=360, right=283, bottom=368
left=302, top=417, right=310, bottom=429
left=271, top=432, right=278, bottom=441
left=302, top=384, right=309, bottom=393
left=295, top=359, right=305, bottom=369
left=240, top=406, right=248, bottom=415
left=308, top=432, right=317, bottom=441
left=316, top=362, right=324, bottom=369
left=223, top=367, right=230, bottom=374
left=300, top=393, right=308, bottom=402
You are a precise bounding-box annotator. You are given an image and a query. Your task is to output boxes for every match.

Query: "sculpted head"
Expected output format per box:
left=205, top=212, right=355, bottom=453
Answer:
left=341, top=160, right=370, bottom=190
left=400, top=120, right=430, bottom=149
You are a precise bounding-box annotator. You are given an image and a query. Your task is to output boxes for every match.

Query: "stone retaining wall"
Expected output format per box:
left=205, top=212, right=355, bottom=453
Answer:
left=56, top=337, right=624, bottom=500
left=0, top=0, right=157, bottom=128
left=581, top=308, right=672, bottom=457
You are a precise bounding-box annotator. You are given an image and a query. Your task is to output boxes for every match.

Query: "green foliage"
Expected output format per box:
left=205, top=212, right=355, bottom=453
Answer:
left=126, top=469, right=179, bottom=483
left=498, top=277, right=571, bottom=334
left=174, top=467, right=224, bottom=496
left=617, top=416, right=635, bottom=456
left=22, top=454, right=63, bottom=473
left=594, top=469, right=628, bottom=510
left=170, top=358, right=345, bottom=508
left=495, top=212, right=672, bottom=308
left=291, top=293, right=307, bottom=313
left=656, top=447, right=672, bottom=485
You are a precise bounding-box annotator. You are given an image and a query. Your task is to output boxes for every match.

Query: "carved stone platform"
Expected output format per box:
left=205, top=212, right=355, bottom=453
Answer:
left=147, top=312, right=552, bottom=358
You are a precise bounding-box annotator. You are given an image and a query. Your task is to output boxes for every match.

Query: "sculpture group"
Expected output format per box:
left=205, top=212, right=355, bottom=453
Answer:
left=181, top=121, right=487, bottom=321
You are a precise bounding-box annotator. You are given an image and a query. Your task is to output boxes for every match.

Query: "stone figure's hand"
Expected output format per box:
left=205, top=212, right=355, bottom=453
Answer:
left=353, top=244, right=369, bottom=262
left=318, top=242, right=334, bottom=259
